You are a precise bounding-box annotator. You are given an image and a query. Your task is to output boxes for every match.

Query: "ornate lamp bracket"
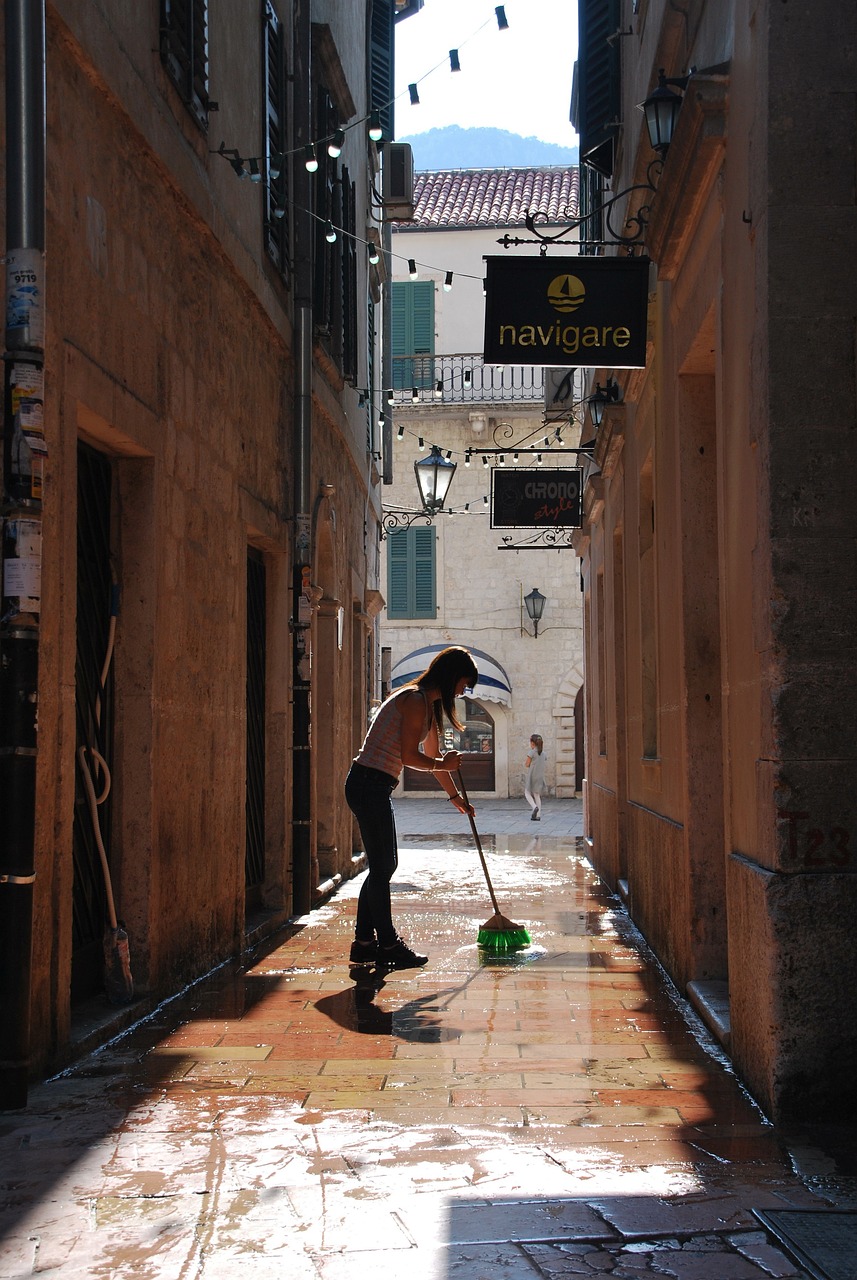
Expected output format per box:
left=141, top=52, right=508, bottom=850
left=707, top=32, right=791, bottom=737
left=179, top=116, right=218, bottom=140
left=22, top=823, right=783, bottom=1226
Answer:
left=498, top=157, right=663, bottom=255
left=381, top=507, right=435, bottom=538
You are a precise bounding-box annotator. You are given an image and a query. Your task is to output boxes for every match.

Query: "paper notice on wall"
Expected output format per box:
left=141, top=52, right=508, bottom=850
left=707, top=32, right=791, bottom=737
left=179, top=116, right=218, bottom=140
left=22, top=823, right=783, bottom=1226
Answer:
left=4, top=555, right=42, bottom=601
left=3, top=520, right=42, bottom=612
left=6, top=248, right=45, bottom=347
left=11, top=361, right=46, bottom=455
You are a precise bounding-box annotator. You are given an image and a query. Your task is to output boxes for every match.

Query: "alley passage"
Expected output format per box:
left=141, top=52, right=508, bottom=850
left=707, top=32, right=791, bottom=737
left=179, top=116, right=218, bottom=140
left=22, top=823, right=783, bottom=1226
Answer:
left=0, top=804, right=837, bottom=1278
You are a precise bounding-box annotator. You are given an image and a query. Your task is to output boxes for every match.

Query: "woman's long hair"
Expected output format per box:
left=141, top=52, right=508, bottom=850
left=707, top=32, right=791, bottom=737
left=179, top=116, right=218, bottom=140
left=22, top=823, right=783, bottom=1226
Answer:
left=414, top=646, right=479, bottom=734
left=530, top=734, right=544, bottom=754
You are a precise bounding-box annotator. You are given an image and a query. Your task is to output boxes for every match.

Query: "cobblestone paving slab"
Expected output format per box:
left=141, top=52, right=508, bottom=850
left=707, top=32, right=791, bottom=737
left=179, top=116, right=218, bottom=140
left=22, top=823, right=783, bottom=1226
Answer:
left=0, top=815, right=848, bottom=1279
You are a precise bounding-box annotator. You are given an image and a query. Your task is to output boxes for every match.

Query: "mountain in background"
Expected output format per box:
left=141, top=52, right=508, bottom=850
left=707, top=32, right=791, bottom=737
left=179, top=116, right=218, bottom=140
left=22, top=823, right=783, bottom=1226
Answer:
left=397, top=125, right=579, bottom=171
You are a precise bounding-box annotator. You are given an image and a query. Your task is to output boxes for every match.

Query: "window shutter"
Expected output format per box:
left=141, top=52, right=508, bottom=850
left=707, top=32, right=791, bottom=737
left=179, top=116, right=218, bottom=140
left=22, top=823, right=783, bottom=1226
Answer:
left=161, top=0, right=210, bottom=130
left=387, top=531, right=410, bottom=618
left=412, top=526, right=436, bottom=616
left=369, top=0, right=395, bottom=143
left=411, top=281, right=435, bottom=388
left=387, top=527, right=436, bottom=619
left=391, top=281, right=434, bottom=389
left=577, top=0, right=620, bottom=177
left=263, top=1, right=289, bottom=282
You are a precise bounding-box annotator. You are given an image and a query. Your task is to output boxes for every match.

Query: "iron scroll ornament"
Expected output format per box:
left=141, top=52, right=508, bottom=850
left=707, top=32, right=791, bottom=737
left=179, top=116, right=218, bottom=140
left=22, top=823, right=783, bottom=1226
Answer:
left=497, top=157, right=664, bottom=255
left=381, top=506, right=435, bottom=538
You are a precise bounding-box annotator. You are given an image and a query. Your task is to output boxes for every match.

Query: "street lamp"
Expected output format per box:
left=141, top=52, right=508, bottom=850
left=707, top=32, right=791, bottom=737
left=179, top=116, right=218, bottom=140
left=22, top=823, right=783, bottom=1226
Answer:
left=587, top=378, right=621, bottom=427
left=414, top=445, right=457, bottom=514
left=639, top=69, right=688, bottom=154
left=524, top=587, right=547, bottom=639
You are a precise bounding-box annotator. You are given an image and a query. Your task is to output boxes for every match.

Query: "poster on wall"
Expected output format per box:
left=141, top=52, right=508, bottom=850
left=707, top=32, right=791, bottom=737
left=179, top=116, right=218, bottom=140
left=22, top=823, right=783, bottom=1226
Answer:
left=483, top=255, right=650, bottom=368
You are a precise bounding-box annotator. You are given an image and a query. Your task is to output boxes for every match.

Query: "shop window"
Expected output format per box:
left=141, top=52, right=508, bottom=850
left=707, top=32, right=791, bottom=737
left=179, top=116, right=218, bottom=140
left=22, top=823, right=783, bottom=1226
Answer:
left=405, top=698, right=495, bottom=792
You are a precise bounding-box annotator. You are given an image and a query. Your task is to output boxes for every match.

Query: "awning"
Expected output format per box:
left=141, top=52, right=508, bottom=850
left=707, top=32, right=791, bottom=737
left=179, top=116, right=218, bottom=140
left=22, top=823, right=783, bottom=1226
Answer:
left=391, top=644, right=513, bottom=708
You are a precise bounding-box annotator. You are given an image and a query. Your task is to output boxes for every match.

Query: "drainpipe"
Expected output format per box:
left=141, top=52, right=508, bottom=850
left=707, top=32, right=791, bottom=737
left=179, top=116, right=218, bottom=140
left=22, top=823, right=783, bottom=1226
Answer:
left=290, top=0, right=313, bottom=915
left=0, top=0, right=45, bottom=1110
left=381, top=218, right=393, bottom=485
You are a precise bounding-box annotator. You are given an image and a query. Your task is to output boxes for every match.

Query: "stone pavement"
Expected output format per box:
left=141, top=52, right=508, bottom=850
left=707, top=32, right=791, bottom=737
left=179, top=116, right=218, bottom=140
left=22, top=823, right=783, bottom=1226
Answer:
left=1, top=799, right=854, bottom=1278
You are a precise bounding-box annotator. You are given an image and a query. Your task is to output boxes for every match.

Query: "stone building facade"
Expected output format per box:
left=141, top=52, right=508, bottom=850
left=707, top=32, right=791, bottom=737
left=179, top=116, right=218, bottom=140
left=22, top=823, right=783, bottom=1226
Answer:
left=572, top=0, right=857, bottom=1120
left=0, top=0, right=401, bottom=1092
left=385, top=169, right=586, bottom=801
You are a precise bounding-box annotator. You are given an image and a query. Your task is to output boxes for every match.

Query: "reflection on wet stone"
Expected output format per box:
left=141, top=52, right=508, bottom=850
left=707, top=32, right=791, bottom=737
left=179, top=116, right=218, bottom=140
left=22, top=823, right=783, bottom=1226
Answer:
left=0, top=804, right=846, bottom=1279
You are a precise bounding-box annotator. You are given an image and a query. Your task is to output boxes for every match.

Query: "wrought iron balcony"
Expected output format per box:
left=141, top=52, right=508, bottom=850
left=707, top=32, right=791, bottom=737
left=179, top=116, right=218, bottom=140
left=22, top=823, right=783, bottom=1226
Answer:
left=391, top=353, right=545, bottom=406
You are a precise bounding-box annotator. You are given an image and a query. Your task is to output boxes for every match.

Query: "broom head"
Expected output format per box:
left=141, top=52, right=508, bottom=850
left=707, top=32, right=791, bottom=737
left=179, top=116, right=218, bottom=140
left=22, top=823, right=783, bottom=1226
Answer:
left=477, top=911, right=531, bottom=953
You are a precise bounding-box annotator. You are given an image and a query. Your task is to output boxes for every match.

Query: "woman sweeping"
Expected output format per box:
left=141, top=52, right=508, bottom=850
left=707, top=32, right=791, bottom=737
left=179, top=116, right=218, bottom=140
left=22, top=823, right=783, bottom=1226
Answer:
left=345, top=646, right=478, bottom=968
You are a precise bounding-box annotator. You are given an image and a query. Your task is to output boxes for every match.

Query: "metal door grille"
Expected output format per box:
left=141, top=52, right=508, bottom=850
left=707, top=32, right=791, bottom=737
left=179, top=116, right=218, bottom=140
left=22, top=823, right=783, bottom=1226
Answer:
left=71, top=443, right=114, bottom=1002
left=245, top=549, right=266, bottom=903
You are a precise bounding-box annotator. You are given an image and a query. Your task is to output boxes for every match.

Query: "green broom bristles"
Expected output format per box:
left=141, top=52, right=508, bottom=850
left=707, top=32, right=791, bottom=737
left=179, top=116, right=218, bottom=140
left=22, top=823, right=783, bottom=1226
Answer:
left=477, top=911, right=531, bottom=953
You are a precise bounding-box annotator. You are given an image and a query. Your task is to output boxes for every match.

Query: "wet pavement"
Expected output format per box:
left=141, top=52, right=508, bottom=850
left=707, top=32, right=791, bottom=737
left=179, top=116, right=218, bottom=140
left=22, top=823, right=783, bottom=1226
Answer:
left=1, top=798, right=854, bottom=1278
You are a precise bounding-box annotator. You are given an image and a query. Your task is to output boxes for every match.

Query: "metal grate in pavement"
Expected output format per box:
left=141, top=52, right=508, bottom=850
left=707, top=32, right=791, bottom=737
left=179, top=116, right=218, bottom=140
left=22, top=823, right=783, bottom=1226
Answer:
left=754, top=1209, right=857, bottom=1280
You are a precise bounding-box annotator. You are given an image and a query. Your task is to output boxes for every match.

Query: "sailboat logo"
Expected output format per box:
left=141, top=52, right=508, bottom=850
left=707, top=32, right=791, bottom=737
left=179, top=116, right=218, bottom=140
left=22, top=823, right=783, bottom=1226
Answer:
left=547, top=274, right=586, bottom=313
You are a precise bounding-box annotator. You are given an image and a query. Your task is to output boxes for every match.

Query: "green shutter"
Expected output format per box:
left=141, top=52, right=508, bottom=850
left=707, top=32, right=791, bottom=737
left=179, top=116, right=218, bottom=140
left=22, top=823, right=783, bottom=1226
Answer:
left=369, top=0, right=395, bottom=142
left=412, top=526, right=435, bottom=615
left=391, top=281, right=434, bottom=389
left=387, top=530, right=410, bottom=617
left=386, top=527, right=435, bottom=619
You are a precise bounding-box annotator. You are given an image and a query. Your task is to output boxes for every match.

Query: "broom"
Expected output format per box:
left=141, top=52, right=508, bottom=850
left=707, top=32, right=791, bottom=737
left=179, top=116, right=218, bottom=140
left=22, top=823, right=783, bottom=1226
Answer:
left=457, top=771, right=531, bottom=953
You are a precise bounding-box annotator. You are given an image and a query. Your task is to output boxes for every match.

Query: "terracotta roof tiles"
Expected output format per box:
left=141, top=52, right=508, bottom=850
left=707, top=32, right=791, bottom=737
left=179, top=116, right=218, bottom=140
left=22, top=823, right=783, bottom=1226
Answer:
left=400, top=166, right=579, bottom=230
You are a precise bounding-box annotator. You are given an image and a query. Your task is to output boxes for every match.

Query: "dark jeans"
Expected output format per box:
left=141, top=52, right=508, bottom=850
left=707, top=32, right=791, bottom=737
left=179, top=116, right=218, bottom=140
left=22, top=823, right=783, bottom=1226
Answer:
left=345, top=763, right=400, bottom=947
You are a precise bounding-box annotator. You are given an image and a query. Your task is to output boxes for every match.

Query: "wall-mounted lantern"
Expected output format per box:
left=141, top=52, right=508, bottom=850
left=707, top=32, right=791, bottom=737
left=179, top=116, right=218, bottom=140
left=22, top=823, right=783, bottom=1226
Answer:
left=523, top=587, right=547, bottom=639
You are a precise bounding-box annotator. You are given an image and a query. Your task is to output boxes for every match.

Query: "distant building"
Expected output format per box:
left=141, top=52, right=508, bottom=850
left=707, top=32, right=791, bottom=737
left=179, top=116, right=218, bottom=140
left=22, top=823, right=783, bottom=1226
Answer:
left=385, top=168, right=586, bottom=800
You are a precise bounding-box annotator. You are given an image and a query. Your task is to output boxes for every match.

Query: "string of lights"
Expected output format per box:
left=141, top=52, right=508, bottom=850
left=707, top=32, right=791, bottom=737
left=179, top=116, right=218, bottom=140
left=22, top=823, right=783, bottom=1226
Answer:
left=214, top=151, right=490, bottom=287
left=213, top=6, right=510, bottom=176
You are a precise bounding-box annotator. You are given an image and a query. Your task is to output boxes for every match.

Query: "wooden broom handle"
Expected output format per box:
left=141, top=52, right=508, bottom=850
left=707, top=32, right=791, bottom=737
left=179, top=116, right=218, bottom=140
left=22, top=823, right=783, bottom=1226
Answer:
left=457, top=770, right=501, bottom=915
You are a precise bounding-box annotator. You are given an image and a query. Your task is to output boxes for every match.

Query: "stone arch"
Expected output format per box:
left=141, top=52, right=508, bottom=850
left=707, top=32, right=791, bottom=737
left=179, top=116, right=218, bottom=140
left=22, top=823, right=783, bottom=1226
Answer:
left=553, top=658, right=585, bottom=797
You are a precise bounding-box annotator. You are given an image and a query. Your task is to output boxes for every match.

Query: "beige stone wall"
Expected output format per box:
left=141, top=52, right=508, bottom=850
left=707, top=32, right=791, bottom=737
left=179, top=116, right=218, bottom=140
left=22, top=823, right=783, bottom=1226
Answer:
left=17, top=2, right=381, bottom=1076
left=576, top=0, right=857, bottom=1120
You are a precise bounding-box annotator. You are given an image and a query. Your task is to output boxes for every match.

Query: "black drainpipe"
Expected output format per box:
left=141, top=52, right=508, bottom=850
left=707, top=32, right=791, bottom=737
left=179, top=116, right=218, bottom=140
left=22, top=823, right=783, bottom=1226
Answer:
left=0, top=0, right=45, bottom=1110
left=290, top=0, right=313, bottom=915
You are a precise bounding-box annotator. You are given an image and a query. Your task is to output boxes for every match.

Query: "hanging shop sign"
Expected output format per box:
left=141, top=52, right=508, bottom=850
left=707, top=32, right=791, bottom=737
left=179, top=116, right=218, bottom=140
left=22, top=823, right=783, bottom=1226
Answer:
left=491, top=469, right=582, bottom=529
left=483, top=255, right=650, bottom=368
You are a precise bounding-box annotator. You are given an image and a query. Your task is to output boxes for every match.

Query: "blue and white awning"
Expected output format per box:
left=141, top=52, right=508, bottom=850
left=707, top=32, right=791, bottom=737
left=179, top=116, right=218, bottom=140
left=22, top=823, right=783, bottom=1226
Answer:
left=391, top=644, right=512, bottom=708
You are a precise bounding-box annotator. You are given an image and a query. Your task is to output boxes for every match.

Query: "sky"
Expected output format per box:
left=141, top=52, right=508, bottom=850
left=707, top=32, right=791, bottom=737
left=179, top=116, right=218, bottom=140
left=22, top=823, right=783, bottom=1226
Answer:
left=393, top=0, right=579, bottom=147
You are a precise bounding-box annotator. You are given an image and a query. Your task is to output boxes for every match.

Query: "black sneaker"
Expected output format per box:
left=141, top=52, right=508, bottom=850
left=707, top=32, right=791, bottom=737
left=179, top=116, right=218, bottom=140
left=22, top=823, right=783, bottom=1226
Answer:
left=349, top=939, right=378, bottom=963
left=377, top=940, right=428, bottom=969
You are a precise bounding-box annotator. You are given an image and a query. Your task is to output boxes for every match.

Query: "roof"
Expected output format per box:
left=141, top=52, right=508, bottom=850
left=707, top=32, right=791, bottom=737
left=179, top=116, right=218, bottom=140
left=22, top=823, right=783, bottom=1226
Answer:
left=400, top=166, right=579, bottom=231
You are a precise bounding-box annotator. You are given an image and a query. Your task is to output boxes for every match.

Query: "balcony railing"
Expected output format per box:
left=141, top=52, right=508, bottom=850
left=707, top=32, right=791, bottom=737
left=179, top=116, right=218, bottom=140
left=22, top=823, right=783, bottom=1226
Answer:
left=391, top=353, right=545, bottom=406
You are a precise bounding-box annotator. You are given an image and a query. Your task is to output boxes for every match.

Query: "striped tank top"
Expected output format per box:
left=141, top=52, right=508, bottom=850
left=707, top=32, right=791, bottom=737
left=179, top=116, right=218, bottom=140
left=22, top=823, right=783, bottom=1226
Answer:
left=354, top=686, right=432, bottom=779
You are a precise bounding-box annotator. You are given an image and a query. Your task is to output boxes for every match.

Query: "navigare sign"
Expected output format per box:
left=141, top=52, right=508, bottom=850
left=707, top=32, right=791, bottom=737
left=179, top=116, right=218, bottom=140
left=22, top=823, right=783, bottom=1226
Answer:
left=483, top=255, right=650, bottom=368
left=491, top=469, right=582, bottom=529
